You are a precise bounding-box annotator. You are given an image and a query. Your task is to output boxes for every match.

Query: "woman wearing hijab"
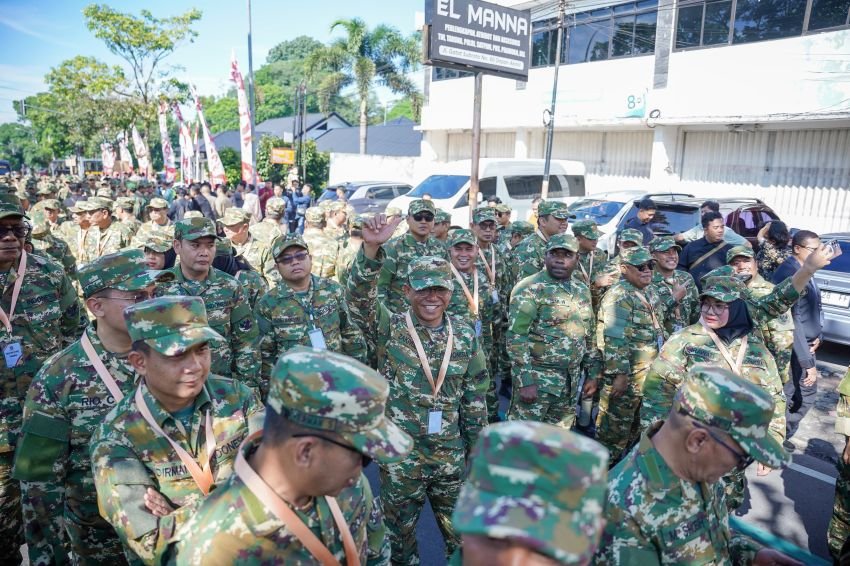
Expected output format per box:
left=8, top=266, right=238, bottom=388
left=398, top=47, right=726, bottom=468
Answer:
left=639, top=275, right=786, bottom=509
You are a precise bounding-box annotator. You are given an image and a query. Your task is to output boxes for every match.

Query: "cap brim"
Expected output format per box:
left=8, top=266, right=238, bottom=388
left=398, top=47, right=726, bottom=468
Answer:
left=735, top=430, right=790, bottom=469
left=699, top=290, right=738, bottom=302
left=114, top=270, right=175, bottom=292
left=341, top=415, right=413, bottom=465
left=0, top=211, right=27, bottom=220
left=181, top=233, right=222, bottom=241
left=409, top=277, right=454, bottom=292
left=144, top=326, right=225, bottom=356
left=451, top=239, right=477, bottom=247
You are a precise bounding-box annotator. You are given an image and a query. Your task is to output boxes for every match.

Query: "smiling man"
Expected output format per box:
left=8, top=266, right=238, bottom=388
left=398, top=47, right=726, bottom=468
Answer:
left=649, top=236, right=700, bottom=336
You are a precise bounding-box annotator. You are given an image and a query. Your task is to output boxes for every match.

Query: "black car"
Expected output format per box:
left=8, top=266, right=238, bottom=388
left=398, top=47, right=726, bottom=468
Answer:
left=317, top=181, right=412, bottom=206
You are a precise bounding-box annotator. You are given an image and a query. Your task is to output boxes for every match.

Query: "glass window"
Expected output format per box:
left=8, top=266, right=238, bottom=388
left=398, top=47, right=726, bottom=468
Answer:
left=676, top=4, right=704, bottom=48
left=432, top=67, right=474, bottom=81
left=532, top=25, right=558, bottom=67
left=634, top=11, right=658, bottom=53
left=733, top=0, right=805, bottom=44
left=703, top=0, right=733, bottom=44
left=613, top=15, right=636, bottom=57
left=369, top=187, right=395, bottom=200
left=808, top=0, right=850, bottom=30
left=479, top=177, right=498, bottom=199
left=408, top=175, right=468, bottom=199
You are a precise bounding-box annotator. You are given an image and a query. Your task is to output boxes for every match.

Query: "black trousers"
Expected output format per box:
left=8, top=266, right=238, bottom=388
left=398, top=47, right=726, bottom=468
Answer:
left=790, top=347, right=818, bottom=411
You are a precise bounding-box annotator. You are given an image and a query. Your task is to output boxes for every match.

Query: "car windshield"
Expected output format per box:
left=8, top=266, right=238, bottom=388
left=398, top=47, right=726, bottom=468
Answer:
left=622, top=204, right=699, bottom=236
left=569, top=199, right=625, bottom=224
left=317, top=187, right=355, bottom=202
left=408, top=175, right=468, bottom=199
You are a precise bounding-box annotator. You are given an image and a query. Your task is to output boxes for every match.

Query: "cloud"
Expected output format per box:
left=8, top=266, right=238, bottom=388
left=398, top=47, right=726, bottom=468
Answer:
left=0, top=14, right=76, bottom=49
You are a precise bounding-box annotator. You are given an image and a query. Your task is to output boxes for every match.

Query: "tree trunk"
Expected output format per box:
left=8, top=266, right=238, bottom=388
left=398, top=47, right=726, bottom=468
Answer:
left=359, top=95, right=368, bottom=155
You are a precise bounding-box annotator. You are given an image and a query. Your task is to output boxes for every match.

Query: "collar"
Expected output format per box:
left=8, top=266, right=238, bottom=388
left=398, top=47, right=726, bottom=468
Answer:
left=173, top=263, right=216, bottom=284
left=404, top=232, right=431, bottom=247
left=635, top=421, right=681, bottom=494
left=280, top=275, right=318, bottom=299
left=139, top=379, right=212, bottom=428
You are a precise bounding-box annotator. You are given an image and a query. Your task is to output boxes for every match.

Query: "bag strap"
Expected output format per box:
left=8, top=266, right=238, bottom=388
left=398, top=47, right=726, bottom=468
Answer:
left=689, top=242, right=726, bottom=271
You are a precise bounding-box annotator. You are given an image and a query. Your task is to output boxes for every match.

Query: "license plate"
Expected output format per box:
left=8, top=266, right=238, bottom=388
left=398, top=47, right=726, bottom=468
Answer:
left=822, top=290, right=850, bottom=308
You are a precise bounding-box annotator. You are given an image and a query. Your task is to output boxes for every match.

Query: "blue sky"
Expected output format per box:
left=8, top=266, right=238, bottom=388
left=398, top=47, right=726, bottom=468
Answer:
left=0, top=0, right=424, bottom=124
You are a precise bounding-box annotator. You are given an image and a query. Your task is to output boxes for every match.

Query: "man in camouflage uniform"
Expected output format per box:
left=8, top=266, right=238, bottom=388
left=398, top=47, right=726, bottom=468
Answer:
left=153, top=217, right=260, bottom=391
left=65, top=201, right=95, bottom=264
left=0, top=193, right=85, bottom=565
left=728, top=245, right=794, bottom=384
left=829, top=367, right=850, bottom=560
left=506, top=233, right=599, bottom=429
left=335, top=214, right=364, bottom=288
left=254, top=235, right=367, bottom=398
left=218, top=207, right=280, bottom=289
left=593, top=227, right=645, bottom=300
left=596, top=246, right=681, bottom=464
left=80, top=197, right=132, bottom=265
left=324, top=200, right=349, bottom=243
left=248, top=196, right=285, bottom=245
left=596, top=365, right=798, bottom=565
left=89, top=296, right=264, bottom=565
left=432, top=209, right=451, bottom=245
left=28, top=209, right=76, bottom=277
left=506, top=220, right=533, bottom=250
left=376, top=199, right=447, bottom=314
left=13, top=250, right=173, bottom=565
left=451, top=421, right=608, bottom=564
left=572, top=219, right=610, bottom=311
left=131, top=198, right=174, bottom=248
left=492, top=203, right=512, bottom=251
left=302, top=207, right=339, bottom=279
left=509, top=200, right=571, bottom=285
left=115, top=197, right=141, bottom=239
left=346, top=214, right=489, bottom=565
left=649, top=236, right=701, bottom=336
left=170, top=347, right=411, bottom=565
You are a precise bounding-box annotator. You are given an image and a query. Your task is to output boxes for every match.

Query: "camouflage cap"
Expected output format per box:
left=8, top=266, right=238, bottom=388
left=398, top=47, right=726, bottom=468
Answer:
left=183, top=211, right=203, bottom=219
left=36, top=187, right=55, bottom=196
left=620, top=246, right=653, bottom=266
left=385, top=206, right=402, bottom=218
left=266, top=197, right=286, bottom=215
left=124, top=296, right=224, bottom=356
left=217, top=207, right=252, bottom=226
left=86, top=197, right=113, bottom=212
left=448, top=228, right=476, bottom=248
left=701, top=264, right=735, bottom=284
left=408, top=199, right=436, bottom=216
left=78, top=249, right=175, bottom=299
left=494, top=203, right=511, bottom=214
left=95, top=188, right=114, bottom=199
left=0, top=193, right=27, bottom=220
left=147, top=197, right=169, bottom=210
left=305, top=207, right=325, bottom=223
left=174, top=217, right=221, bottom=241
left=268, top=347, right=414, bottom=464
left=675, top=364, right=789, bottom=469
left=28, top=210, right=49, bottom=237
left=115, top=196, right=136, bottom=211
left=700, top=276, right=744, bottom=303
left=538, top=200, right=571, bottom=219
left=649, top=236, right=681, bottom=253
left=137, top=228, right=173, bottom=253
left=271, top=234, right=309, bottom=258
left=407, top=256, right=454, bottom=291
left=452, top=421, right=609, bottom=563
left=546, top=233, right=579, bottom=253
left=40, top=198, right=60, bottom=211
left=726, top=245, right=755, bottom=263
left=434, top=209, right=451, bottom=224
left=473, top=206, right=497, bottom=224
left=572, top=219, right=602, bottom=240
left=125, top=181, right=138, bottom=191
left=509, top=220, right=534, bottom=237
left=348, top=214, right=365, bottom=230
left=328, top=200, right=347, bottom=213
left=215, top=238, right=233, bottom=255
left=619, top=228, right=644, bottom=245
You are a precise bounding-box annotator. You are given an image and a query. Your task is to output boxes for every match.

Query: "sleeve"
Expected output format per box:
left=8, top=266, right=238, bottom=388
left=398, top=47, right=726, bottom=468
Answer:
left=58, top=273, right=86, bottom=344
left=761, top=349, right=787, bottom=444
left=337, top=291, right=369, bottom=365
left=506, top=284, right=537, bottom=388
left=345, top=247, right=392, bottom=354
left=595, top=495, right=663, bottom=566
left=254, top=297, right=276, bottom=399
left=261, top=248, right=282, bottom=289
left=748, top=276, right=800, bottom=324
left=229, top=284, right=261, bottom=391
left=364, top=486, right=391, bottom=566
left=791, top=318, right=815, bottom=369
left=599, top=289, right=633, bottom=377
left=836, top=370, right=850, bottom=436
left=459, top=336, right=489, bottom=454
left=375, top=243, right=397, bottom=306
left=640, top=336, right=688, bottom=430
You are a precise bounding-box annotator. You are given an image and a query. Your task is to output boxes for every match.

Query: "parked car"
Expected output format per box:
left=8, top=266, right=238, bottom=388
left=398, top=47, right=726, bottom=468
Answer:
left=317, top=181, right=410, bottom=204
left=814, top=233, right=850, bottom=346
left=347, top=184, right=413, bottom=215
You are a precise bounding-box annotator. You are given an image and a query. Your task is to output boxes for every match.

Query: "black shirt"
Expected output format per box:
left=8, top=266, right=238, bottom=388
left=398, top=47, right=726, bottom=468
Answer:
left=678, top=237, right=732, bottom=289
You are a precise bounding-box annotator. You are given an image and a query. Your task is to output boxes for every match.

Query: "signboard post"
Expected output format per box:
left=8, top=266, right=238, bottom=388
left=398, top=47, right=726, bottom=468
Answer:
left=271, top=148, right=296, bottom=165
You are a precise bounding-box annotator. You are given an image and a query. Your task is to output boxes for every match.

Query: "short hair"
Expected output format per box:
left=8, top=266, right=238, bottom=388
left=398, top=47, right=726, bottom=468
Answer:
left=351, top=228, right=363, bottom=238
left=176, top=188, right=188, bottom=197
left=792, top=229, right=818, bottom=249
left=131, top=340, right=152, bottom=355
left=701, top=211, right=723, bottom=228
left=638, top=198, right=656, bottom=210
left=266, top=211, right=282, bottom=220
left=767, top=221, right=790, bottom=248
left=701, top=200, right=720, bottom=212
left=262, top=406, right=315, bottom=446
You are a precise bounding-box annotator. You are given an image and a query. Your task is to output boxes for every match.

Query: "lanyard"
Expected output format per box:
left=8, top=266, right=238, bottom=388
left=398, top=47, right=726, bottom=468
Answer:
left=449, top=265, right=479, bottom=319
left=0, top=251, right=26, bottom=334
left=77, top=229, right=89, bottom=257
left=294, top=281, right=317, bottom=327
left=535, top=229, right=549, bottom=243
left=134, top=385, right=216, bottom=495
left=477, top=247, right=496, bottom=288
left=404, top=311, right=454, bottom=400
left=80, top=330, right=124, bottom=403
left=633, top=289, right=662, bottom=332
left=96, top=227, right=114, bottom=257
left=701, top=320, right=749, bottom=376
left=578, top=252, right=594, bottom=284
left=234, top=437, right=360, bottom=566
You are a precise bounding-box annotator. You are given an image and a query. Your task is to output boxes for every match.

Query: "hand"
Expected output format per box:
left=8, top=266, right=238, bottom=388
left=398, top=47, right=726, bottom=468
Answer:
left=362, top=214, right=403, bottom=258
left=810, top=338, right=821, bottom=354
left=757, top=222, right=771, bottom=239
left=802, top=243, right=836, bottom=273
left=610, top=374, right=628, bottom=399
left=672, top=283, right=687, bottom=302
left=756, top=463, right=772, bottom=476
left=753, top=549, right=802, bottom=565
left=802, top=367, right=818, bottom=387
left=843, top=436, right=850, bottom=465
left=518, top=384, right=538, bottom=403
left=582, top=378, right=598, bottom=398
left=144, top=487, right=175, bottom=517
left=594, top=273, right=615, bottom=288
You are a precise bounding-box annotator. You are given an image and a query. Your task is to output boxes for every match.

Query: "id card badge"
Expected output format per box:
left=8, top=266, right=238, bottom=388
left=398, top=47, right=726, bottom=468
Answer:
left=308, top=328, right=327, bottom=350
left=673, top=324, right=684, bottom=333
left=656, top=335, right=665, bottom=351
left=3, top=342, right=22, bottom=368
left=474, top=319, right=482, bottom=337
left=427, top=410, right=443, bottom=434
left=490, top=289, right=499, bottom=304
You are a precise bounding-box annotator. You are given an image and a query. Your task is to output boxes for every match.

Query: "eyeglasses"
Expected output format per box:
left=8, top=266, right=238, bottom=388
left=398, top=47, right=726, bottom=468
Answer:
left=630, top=262, right=655, bottom=272
left=100, top=292, right=152, bottom=304
left=413, top=286, right=450, bottom=298
left=291, top=433, right=372, bottom=467
left=412, top=213, right=434, bottom=222
left=701, top=301, right=729, bottom=315
left=277, top=251, right=310, bottom=265
left=691, top=421, right=754, bottom=472
left=797, top=245, right=818, bottom=252
left=0, top=225, right=30, bottom=239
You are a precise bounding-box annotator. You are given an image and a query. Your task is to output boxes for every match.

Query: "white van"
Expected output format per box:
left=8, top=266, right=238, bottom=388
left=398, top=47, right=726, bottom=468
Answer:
left=386, top=159, right=587, bottom=228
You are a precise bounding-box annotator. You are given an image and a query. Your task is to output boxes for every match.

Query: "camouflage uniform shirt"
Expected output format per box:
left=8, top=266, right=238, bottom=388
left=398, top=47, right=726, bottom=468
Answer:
left=247, top=218, right=284, bottom=246
left=232, top=234, right=281, bottom=289
left=509, top=231, right=548, bottom=285
left=302, top=226, right=340, bottom=279
left=81, top=223, right=132, bottom=265
left=649, top=270, right=701, bottom=336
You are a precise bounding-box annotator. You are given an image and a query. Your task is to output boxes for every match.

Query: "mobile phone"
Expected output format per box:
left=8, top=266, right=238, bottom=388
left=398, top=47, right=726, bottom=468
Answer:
left=824, top=239, right=842, bottom=258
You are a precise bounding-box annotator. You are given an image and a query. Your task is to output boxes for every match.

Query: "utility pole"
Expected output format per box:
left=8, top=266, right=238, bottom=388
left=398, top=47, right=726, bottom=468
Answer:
left=541, top=0, right=566, bottom=200
left=247, top=0, right=258, bottom=186
left=468, top=72, right=483, bottom=227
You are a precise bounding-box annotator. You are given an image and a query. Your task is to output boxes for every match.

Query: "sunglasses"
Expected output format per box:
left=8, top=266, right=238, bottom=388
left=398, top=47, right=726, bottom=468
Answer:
left=0, top=225, right=30, bottom=239
left=292, top=433, right=372, bottom=467
left=691, top=421, right=754, bottom=472
left=630, top=261, right=655, bottom=272
left=412, top=213, right=434, bottom=222
left=277, top=250, right=310, bottom=265
left=100, top=291, right=153, bottom=304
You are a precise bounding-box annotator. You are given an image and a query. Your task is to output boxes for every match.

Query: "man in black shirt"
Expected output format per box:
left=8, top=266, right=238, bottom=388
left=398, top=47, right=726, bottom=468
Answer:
left=678, top=211, right=733, bottom=289
left=624, top=197, right=656, bottom=245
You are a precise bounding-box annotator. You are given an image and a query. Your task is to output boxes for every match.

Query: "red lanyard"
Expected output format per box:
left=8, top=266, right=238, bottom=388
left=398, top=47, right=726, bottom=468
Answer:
left=0, top=251, right=26, bottom=333
left=404, top=311, right=454, bottom=399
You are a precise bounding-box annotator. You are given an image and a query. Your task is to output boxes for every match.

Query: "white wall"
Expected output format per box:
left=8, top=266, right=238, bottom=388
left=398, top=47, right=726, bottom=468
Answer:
left=328, top=153, right=430, bottom=186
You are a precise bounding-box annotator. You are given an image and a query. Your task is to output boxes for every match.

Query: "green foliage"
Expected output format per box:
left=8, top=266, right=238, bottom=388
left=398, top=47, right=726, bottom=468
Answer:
left=256, top=135, right=328, bottom=190
left=266, top=36, right=325, bottom=65
left=301, top=139, right=329, bottom=190
left=0, top=123, right=51, bottom=170
left=386, top=99, right=415, bottom=123
left=218, top=147, right=242, bottom=186
left=203, top=97, right=239, bottom=134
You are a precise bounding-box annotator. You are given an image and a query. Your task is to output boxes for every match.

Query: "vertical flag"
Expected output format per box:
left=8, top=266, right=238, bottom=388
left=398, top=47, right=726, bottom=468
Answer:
left=101, top=143, right=115, bottom=176
left=158, top=102, right=177, bottom=182
left=131, top=124, right=151, bottom=177
left=193, top=120, right=200, bottom=183
left=230, top=51, right=255, bottom=183
left=119, top=133, right=134, bottom=174
left=190, top=84, right=227, bottom=186
left=172, top=104, right=194, bottom=183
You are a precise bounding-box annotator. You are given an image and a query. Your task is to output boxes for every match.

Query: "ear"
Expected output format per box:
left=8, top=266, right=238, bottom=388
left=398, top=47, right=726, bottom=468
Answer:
left=85, top=297, right=106, bottom=318
left=127, top=350, right=147, bottom=376
left=293, top=437, right=317, bottom=467
left=402, top=283, right=413, bottom=300
left=685, top=428, right=709, bottom=456
left=172, top=240, right=181, bottom=253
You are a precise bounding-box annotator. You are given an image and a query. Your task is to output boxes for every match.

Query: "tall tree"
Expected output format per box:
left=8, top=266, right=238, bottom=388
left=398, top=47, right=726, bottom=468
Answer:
left=306, top=19, right=422, bottom=154
left=0, top=123, right=50, bottom=170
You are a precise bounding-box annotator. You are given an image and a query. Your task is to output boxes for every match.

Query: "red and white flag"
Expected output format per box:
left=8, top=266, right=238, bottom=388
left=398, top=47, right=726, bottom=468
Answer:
left=172, top=104, right=194, bottom=183
left=190, top=84, right=226, bottom=186
left=158, top=102, right=177, bottom=182
left=119, top=133, right=134, bottom=174
left=230, top=52, right=255, bottom=184
left=101, top=142, right=115, bottom=176
left=131, top=124, right=151, bottom=177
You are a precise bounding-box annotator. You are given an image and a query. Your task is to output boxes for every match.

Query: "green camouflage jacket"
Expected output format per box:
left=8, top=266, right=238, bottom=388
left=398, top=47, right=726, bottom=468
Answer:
left=595, top=422, right=761, bottom=565
left=234, top=269, right=267, bottom=311
left=247, top=218, right=283, bottom=245
left=746, top=275, right=794, bottom=378
left=475, top=243, right=511, bottom=306
left=376, top=233, right=447, bottom=313
left=168, top=434, right=389, bottom=565
left=336, top=239, right=362, bottom=289
left=346, top=249, right=488, bottom=453
left=446, top=267, right=500, bottom=349
left=649, top=270, right=701, bottom=336
left=131, top=221, right=175, bottom=249
left=154, top=266, right=260, bottom=391
left=509, top=231, right=548, bottom=285
left=31, top=235, right=76, bottom=277
left=255, top=275, right=368, bottom=397
left=302, top=226, right=339, bottom=279
left=233, top=234, right=281, bottom=289
left=120, top=217, right=142, bottom=239
left=89, top=378, right=264, bottom=565
left=80, top=223, right=132, bottom=265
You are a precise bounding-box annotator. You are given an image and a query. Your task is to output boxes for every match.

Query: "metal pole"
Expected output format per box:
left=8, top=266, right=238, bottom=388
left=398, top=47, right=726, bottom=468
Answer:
left=247, top=0, right=258, bottom=186
left=541, top=0, right=566, bottom=200
left=469, top=72, right=483, bottom=227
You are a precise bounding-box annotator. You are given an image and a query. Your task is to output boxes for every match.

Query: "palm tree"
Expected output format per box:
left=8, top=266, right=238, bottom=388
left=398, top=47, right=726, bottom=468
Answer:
left=306, top=18, right=422, bottom=155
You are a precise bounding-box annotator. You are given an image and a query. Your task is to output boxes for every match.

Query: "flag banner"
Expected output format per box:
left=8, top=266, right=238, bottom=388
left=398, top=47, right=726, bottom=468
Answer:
left=172, top=103, right=194, bottom=183
left=101, top=143, right=115, bottom=176
left=230, top=52, right=255, bottom=183
left=119, top=133, right=134, bottom=174
left=193, top=120, right=200, bottom=182
left=131, top=124, right=151, bottom=177
left=158, top=102, right=177, bottom=182
left=190, top=84, right=227, bottom=186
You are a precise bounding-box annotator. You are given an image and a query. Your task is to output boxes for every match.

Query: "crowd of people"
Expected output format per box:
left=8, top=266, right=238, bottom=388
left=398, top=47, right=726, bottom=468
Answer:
left=0, top=170, right=846, bottom=566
